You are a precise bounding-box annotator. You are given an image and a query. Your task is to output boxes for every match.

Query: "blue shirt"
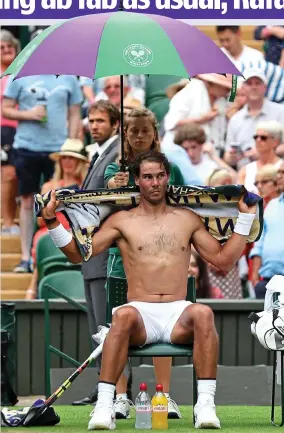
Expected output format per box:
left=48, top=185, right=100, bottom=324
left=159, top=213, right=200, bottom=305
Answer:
left=4, top=75, right=83, bottom=152
left=238, top=59, right=284, bottom=104
left=250, top=195, right=284, bottom=277
left=162, top=144, right=202, bottom=185
left=254, top=26, right=284, bottom=66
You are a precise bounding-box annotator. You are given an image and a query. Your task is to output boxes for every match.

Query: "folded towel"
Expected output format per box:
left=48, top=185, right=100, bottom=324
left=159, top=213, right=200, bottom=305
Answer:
left=34, top=184, right=263, bottom=261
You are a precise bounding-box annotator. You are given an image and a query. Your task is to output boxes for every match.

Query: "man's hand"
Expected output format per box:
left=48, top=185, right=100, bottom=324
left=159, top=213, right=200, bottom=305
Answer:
left=203, top=142, right=215, bottom=157
left=203, top=108, right=219, bottom=123
left=251, top=272, right=260, bottom=288
left=26, top=105, right=47, bottom=121
left=238, top=196, right=257, bottom=215
left=113, top=172, right=129, bottom=188
left=40, top=190, right=60, bottom=220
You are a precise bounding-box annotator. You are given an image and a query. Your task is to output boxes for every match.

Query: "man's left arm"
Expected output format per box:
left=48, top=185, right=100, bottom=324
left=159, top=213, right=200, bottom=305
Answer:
left=68, top=77, right=83, bottom=138
left=68, top=104, right=81, bottom=138
left=191, top=198, right=256, bottom=272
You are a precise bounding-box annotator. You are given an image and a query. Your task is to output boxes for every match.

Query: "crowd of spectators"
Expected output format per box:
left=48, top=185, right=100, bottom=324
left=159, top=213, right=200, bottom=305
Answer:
left=1, top=25, right=284, bottom=304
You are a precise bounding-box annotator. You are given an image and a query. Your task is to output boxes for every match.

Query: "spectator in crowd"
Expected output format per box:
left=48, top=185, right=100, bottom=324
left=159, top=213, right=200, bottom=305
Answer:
left=254, top=26, right=284, bottom=66
left=104, top=108, right=184, bottom=420
left=207, top=168, right=243, bottom=299
left=25, top=139, right=88, bottom=299
left=254, top=164, right=280, bottom=207
left=173, top=123, right=236, bottom=184
left=226, top=68, right=284, bottom=153
left=1, top=30, right=20, bottom=235
left=238, top=121, right=283, bottom=194
left=95, top=75, right=145, bottom=107
left=2, top=75, right=82, bottom=273
left=250, top=162, right=284, bottom=299
left=72, top=101, right=122, bottom=407
left=162, top=73, right=231, bottom=150
left=245, top=164, right=280, bottom=291
left=81, top=75, right=145, bottom=108
left=188, top=250, right=223, bottom=299
left=216, top=26, right=264, bottom=64
left=223, top=143, right=247, bottom=172
left=82, top=76, right=145, bottom=147
left=236, top=59, right=284, bottom=105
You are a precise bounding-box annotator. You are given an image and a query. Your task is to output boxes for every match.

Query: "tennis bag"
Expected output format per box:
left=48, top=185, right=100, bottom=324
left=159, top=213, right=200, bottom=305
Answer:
left=249, top=304, right=284, bottom=351
left=1, top=399, right=60, bottom=427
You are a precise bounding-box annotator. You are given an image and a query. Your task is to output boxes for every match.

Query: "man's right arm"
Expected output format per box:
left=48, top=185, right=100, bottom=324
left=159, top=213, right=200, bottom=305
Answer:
left=42, top=191, right=122, bottom=264
left=2, top=97, right=47, bottom=122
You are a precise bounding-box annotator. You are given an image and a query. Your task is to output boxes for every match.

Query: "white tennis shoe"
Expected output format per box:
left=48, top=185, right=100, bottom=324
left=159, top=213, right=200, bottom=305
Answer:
left=194, top=400, right=221, bottom=429
left=88, top=401, right=116, bottom=430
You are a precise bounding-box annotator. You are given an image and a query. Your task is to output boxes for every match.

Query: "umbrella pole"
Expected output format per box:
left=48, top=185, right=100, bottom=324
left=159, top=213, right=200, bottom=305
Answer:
left=120, top=74, right=126, bottom=172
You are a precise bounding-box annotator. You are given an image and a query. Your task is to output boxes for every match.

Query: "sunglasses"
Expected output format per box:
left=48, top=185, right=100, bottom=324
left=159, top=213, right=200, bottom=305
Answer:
left=254, top=179, right=274, bottom=187
left=253, top=134, right=270, bottom=141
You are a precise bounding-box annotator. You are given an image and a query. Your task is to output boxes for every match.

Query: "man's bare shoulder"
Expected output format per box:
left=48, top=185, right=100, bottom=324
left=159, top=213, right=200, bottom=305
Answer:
left=172, top=206, right=201, bottom=220
left=104, top=209, right=133, bottom=226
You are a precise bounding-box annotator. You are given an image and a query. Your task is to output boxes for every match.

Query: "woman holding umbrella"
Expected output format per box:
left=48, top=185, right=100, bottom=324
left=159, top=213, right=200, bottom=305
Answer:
left=104, top=107, right=184, bottom=420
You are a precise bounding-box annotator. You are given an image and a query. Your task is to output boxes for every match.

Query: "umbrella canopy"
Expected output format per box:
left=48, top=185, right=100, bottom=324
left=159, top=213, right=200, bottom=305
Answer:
left=2, top=12, right=241, bottom=80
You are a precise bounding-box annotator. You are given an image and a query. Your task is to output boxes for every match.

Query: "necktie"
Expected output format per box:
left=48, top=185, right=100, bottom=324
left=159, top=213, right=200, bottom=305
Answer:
left=83, top=151, right=99, bottom=184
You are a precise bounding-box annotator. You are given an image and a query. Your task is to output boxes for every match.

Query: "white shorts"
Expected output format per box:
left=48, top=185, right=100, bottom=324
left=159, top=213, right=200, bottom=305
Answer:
left=112, top=300, right=192, bottom=346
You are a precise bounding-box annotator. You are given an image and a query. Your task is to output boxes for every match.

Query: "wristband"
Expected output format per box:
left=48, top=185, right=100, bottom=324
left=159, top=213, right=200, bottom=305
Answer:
left=234, top=212, right=255, bottom=236
left=48, top=223, right=73, bottom=248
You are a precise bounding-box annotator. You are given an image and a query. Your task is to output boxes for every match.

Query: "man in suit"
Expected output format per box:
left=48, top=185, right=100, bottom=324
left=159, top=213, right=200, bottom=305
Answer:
left=73, top=100, right=121, bottom=405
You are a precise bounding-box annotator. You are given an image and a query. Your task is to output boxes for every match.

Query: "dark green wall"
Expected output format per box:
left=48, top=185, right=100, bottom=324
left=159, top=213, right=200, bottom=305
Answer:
left=14, top=300, right=268, bottom=395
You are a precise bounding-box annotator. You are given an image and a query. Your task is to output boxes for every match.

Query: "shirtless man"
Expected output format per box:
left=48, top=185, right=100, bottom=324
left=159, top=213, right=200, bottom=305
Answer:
left=41, top=150, right=256, bottom=430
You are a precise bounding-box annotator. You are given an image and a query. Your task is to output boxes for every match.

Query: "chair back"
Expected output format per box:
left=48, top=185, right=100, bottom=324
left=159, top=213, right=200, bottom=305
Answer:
left=37, top=233, right=65, bottom=264
left=38, top=270, right=85, bottom=299
left=42, top=260, right=82, bottom=278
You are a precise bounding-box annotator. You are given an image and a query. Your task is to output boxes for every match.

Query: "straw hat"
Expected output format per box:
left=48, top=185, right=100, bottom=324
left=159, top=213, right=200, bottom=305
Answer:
left=49, top=139, right=88, bottom=162
left=166, top=79, right=190, bottom=99
left=123, top=96, right=143, bottom=110
left=197, top=73, right=232, bottom=90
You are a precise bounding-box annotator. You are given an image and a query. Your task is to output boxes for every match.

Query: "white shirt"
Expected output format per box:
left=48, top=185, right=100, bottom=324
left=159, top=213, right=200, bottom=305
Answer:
left=85, top=135, right=118, bottom=161
left=221, top=45, right=264, bottom=66
left=226, top=99, right=284, bottom=152
left=162, top=78, right=228, bottom=149
left=191, top=154, right=219, bottom=184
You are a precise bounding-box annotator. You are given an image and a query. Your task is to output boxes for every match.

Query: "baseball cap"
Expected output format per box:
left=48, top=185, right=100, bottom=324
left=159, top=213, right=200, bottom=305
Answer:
left=243, top=68, right=268, bottom=85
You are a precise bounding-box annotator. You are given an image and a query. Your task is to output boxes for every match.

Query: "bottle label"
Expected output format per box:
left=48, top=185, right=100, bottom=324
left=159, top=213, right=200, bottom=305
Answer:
left=153, top=405, right=167, bottom=412
left=136, top=407, right=152, bottom=412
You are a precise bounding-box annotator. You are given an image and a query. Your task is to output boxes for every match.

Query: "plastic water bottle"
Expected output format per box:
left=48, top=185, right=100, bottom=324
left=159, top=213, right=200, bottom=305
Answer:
left=151, top=384, right=168, bottom=430
left=135, top=383, right=152, bottom=429
left=31, top=88, right=48, bottom=123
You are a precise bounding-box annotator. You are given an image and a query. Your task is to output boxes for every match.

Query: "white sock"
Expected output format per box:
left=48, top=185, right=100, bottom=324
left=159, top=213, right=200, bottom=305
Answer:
left=116, top=393, right=127, bottom=401
left=97, top=382, right=115, bottom=405
left=197, top=379, right=216, bottom=406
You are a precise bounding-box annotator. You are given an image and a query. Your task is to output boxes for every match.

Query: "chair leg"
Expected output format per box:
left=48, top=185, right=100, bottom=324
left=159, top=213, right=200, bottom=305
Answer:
left=271, top=351, right=284, bottom=427
left=192, top=367, right=197, bottom=425
left=44, top=294, right=51, bottom=398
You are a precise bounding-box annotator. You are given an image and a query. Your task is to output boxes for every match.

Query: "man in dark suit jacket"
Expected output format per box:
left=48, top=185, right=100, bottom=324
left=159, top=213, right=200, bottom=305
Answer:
left=73, top=101, right=120, bottom=405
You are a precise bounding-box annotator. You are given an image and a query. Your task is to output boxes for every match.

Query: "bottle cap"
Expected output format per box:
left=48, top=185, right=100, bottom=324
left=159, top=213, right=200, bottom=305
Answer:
left=156, top=384, right=163, bottom=392
left=140, top=383, right=147, bottom=391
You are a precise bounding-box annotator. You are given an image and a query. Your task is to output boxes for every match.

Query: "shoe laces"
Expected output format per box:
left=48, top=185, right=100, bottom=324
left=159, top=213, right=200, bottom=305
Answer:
left=114, top=398, right=134, bottom=412
left=167, top=396, right=182, bottom=418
